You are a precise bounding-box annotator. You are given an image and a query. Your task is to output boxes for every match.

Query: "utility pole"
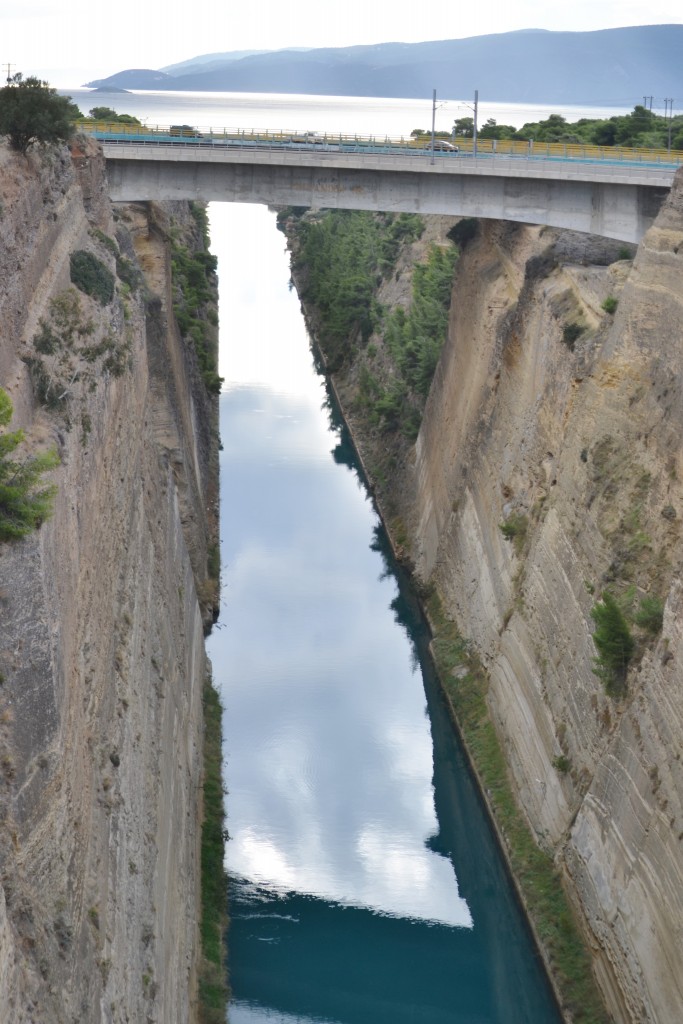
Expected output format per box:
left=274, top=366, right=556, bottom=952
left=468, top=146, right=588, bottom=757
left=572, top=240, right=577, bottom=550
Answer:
left=643, top=95, right=653, bottom=111
left=3, top=63, right=15, bottom=86
left=473, top=89, right=479, bottom=158
left=431, top=88, right=436, bottom=165
left=664, top=98, right=674, bottom=153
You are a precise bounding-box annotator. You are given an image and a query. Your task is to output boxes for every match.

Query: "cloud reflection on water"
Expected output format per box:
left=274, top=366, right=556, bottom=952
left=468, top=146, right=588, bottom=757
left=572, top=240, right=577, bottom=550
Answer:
left=212, top=378, right=471, bottom=928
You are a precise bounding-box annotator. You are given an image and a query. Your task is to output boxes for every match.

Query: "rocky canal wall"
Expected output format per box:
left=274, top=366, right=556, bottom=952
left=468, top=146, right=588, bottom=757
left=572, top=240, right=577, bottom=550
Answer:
left=0, top=138, right=217, bottom=1022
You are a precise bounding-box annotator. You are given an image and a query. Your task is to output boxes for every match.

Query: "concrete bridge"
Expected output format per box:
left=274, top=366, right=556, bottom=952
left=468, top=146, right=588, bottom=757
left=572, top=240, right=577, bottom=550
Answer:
left=100, top=138, right=678, bottom=243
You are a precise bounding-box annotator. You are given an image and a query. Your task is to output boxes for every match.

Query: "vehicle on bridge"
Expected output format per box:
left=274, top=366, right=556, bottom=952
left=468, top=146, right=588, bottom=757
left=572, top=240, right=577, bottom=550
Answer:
left=169, top=124, right=204, bottom=139
left=421, top=139, right=459, bottom=152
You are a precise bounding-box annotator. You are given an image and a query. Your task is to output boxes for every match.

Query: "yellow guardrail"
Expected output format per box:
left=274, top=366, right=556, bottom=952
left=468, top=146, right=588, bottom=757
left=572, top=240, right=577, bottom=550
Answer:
left=74, top=122, right=683, bottom=166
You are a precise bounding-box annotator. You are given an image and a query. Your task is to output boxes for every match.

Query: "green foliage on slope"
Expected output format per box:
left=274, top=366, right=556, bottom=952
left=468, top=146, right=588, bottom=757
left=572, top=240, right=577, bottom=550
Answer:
left=280, top=208, right=458, bottom=441
left=281, top=209, right=424, bottom=371
left=0, top=387, right=58, bottom=542
left=590, top=591, right=635, bottom=695
left=171, top=205, right=222, bottom=394
left=383, top=243, right=459, bottom=402
left=198, top=675, right=230, bottom=1022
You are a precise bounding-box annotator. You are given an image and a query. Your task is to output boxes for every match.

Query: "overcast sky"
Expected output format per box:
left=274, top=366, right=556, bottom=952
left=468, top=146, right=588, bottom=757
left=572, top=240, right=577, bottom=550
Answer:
left=2, top=0, right=682, bottom=88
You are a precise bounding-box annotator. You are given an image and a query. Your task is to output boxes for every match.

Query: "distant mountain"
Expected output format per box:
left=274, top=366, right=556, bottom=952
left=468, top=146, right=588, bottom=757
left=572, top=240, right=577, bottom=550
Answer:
left=85, top=25, right=683, bottom=105
left=160, top=50, right=283, bottom=75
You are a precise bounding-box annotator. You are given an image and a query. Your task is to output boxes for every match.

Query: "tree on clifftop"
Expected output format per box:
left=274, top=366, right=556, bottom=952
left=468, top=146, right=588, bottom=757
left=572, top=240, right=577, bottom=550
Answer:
left=0, top=74, right=80, bottom=154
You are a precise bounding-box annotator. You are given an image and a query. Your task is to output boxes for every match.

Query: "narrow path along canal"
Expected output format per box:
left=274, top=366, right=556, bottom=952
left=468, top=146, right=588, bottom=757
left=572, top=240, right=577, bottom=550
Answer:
left=206, top=203, right=562, bottom=1024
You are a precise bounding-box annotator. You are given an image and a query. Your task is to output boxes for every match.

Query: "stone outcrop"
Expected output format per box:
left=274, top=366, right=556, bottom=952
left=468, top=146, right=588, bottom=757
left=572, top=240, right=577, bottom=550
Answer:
left=401, top=172, right=683, bottom=1022
left=0, top=139, right=215, bottom=1021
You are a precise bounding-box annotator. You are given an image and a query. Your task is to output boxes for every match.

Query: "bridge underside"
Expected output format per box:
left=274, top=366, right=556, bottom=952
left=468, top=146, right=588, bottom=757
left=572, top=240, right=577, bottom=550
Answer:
left=105, top=157, right=669, bottom=243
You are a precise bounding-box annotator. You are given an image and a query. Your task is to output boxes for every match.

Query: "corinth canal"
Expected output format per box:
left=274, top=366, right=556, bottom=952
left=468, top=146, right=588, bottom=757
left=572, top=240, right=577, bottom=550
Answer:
left=206, top=200, right=561, bottom=1024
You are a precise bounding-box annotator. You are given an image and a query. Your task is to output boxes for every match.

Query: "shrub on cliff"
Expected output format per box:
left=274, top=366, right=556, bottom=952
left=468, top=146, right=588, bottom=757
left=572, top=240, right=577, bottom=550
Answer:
left=70, top=251, right=116, bottom=305
left=0, top=388, right=58, bottom=541
left=590, top=591, right=634, bottom=694
left=0, top=74, right=78, bottom=154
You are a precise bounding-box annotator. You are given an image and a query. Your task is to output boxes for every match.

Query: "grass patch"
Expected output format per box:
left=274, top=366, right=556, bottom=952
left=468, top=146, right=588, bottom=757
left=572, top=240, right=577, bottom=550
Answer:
left=198, top=674, right=229, bottom=1023
left=425, top=592, right=609, bottom=1024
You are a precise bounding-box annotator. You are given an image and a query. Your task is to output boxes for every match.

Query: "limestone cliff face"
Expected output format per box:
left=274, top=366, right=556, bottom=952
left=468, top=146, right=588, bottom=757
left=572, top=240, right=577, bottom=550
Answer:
left=0, top=139, right=215, bottom=1021
left=404, top=173, right=683, bottom=1023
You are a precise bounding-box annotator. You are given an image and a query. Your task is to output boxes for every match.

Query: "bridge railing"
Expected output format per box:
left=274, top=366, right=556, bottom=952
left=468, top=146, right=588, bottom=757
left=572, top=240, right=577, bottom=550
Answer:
left=76, top=122, right=683, bottom=167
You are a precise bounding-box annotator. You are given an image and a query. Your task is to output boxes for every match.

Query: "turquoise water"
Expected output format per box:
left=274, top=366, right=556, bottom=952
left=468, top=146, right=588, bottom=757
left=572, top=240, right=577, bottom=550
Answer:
left=206, top=203, right=561, bottom=1024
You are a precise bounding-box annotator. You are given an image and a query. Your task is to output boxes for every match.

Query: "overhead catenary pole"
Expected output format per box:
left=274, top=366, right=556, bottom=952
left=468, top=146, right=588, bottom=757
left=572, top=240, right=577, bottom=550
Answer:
left=664, top=98, right=674, bottom=153
left=473, top=89, right=479, bottom=157
left=431, top=88, right=436, bottom=165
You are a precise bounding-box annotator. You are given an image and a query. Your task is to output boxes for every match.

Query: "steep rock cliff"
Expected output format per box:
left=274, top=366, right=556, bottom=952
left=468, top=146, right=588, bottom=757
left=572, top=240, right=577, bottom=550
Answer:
left=404, top=174, right=683, bottom=1023
left=0, top=139, right=216, bottom=1021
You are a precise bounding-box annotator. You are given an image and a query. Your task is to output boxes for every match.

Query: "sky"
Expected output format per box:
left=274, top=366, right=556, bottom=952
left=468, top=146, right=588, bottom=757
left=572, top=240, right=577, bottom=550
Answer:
left=2, top=0, right=682, bottom=88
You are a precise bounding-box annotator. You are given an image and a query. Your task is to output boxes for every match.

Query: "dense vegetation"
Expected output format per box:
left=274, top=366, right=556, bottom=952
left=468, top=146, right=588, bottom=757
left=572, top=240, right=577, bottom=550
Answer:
left=280, top=208, right=425, bottom=369
left=447, top=105, right=683, bottom=151
left=198, top=675, right=230, bottom=1023
left=78, top=106, right=142, bottom=125
left=0, top=387, right=58, bottom=541
left=280, top=208, right=458, bottom=441
left=356, top=242, right=459, bottom=439
left=0, top=74, right=81, bottom=153
left=70, top=250, right=116, bottom=305
left=171, top=204, right=222, bottom=394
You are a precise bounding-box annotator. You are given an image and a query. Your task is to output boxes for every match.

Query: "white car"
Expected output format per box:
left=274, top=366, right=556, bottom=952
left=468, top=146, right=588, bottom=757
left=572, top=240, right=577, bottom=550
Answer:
left=422, top=139, right=458, bottom=152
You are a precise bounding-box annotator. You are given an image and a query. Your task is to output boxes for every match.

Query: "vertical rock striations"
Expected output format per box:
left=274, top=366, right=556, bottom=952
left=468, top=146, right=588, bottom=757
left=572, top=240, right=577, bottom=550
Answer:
left=0, top=138, right=217, bottom=1021
left=405, top=172, right=683, bottom=1023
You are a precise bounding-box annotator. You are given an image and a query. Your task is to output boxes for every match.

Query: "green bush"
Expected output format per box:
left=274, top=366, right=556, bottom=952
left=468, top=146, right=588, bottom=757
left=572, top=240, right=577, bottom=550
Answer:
left=590, top=591, right=634, bottom=694
left=116, top=255, right=142, bottom=291
left=562, top=322, right=585, bottom=350
left=499, top=513, right=529, bottom=556
left=634, top=595, right=664, bottom=635
left=0, top=75, right=78, bottom=154
left=601, top=296, right=618, bottom=315
left=0, top=387, right=58, bottom=541
left=70, top=251, right=115, bottom=305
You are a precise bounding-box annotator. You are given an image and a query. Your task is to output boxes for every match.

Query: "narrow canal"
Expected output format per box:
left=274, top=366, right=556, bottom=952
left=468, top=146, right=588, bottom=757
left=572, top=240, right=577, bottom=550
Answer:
left=206, top=202, right=561, bottom=1024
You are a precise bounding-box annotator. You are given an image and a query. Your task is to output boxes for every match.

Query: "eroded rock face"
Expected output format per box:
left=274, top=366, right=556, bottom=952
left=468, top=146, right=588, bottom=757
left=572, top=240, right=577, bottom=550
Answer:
left=408, top=173, right=683, bottom=1022
left=0, top=139, right=214, bottom=1021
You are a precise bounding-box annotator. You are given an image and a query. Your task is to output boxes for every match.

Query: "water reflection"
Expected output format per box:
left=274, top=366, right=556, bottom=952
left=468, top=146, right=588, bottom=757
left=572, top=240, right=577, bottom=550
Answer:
left=207, top=202, right=560, bottom=1024
left=215, top=383, right=471, bottom=929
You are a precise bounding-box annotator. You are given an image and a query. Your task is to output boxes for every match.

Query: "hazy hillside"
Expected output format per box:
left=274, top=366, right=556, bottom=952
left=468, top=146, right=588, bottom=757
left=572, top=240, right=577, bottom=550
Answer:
left=85, top=25, right=683, bottom=104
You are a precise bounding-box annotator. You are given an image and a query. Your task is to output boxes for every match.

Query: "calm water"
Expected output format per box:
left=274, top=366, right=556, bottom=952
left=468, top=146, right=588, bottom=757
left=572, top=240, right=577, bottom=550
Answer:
left=205, top=202, right=562, bottom=1024
left=65, top=87, right=631, bottom=137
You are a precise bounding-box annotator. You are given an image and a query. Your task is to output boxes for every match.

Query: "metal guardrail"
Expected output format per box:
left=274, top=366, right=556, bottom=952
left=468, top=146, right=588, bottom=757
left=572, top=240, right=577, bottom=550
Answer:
left=76, top=122, right=683, bottom=169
